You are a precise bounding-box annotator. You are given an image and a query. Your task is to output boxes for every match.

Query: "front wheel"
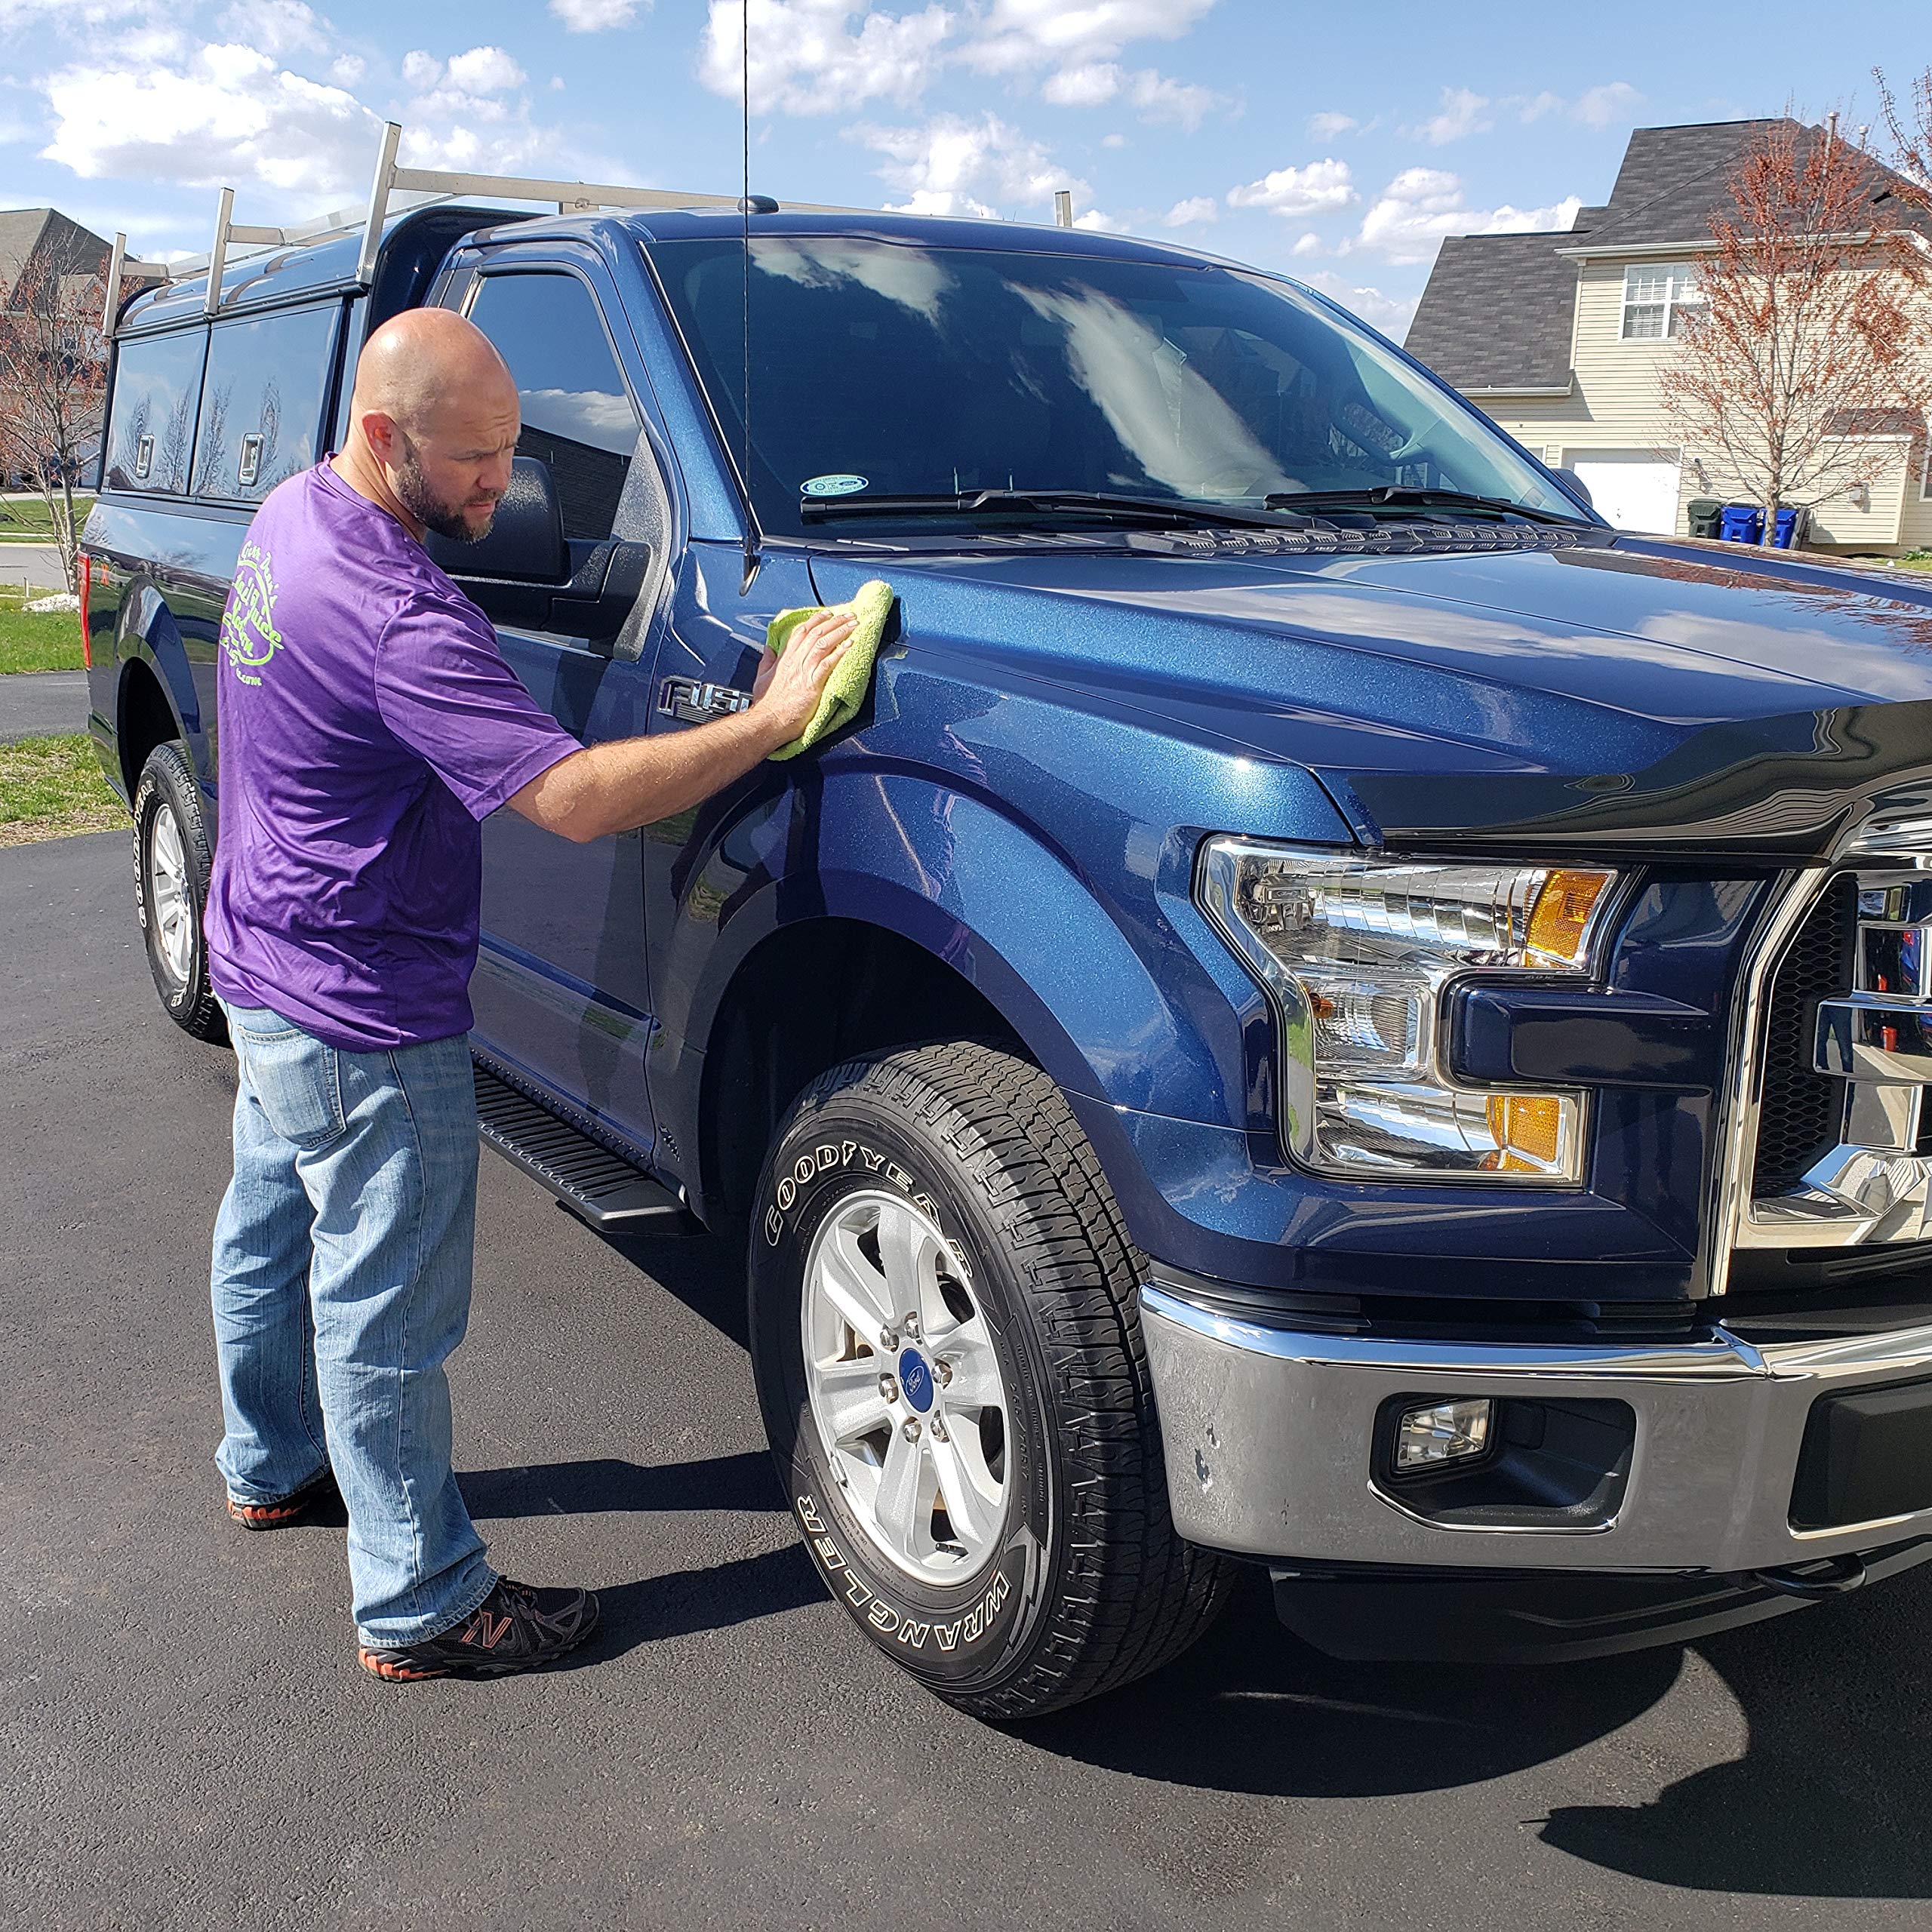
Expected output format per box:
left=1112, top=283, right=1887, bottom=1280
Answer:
left=133, top=740, right=226, bottom=1043
left=749, top=1040, right=1232, bottom=1720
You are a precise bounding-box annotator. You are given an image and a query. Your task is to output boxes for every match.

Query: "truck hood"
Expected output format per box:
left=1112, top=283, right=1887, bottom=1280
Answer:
left=811, top=534, right=1932, bottom=861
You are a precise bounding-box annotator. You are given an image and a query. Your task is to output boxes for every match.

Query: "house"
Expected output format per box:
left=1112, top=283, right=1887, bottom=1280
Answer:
left=1405, top=118, right=1932, bottom=554
left=0, top=208, right=159, bottom=488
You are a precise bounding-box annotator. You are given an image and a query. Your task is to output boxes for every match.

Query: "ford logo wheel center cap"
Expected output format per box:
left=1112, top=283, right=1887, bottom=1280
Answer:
left=897, top=1346, right=936, bottom=1414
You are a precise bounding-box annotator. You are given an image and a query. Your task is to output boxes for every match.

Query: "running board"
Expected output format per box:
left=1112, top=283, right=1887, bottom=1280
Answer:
left=473, top=1065, right=695, bottom=1230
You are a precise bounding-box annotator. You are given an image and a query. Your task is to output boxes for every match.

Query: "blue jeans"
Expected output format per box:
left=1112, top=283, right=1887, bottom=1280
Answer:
left=210, top=1004, right=497, bottom=1647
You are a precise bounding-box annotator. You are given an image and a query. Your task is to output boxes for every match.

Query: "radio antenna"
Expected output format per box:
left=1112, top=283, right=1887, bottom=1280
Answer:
left=739, top=0, right=760, bottom=592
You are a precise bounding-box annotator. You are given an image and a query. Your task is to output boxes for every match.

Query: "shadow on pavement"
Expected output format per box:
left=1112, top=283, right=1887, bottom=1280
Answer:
left=1534, top=1565, right=1932, bottom=1899
left=565, top=1543, right=825, bottom=1666
left=1021, top=1571, right=1681, bottom=1798
left=460, top=1453, right=786, bottom=1520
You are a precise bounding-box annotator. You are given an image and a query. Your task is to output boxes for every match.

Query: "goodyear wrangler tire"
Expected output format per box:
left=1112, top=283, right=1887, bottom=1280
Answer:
left=749, top=1040, right=1232, bottom=1720
left=133, top=740, right=226, bottom=1044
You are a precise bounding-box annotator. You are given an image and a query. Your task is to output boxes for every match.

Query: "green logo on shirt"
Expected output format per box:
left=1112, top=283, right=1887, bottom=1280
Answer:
left=221, top=540, right=283, bottom=685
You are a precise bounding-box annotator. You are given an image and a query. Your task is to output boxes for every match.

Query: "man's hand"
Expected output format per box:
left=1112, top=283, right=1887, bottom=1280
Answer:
left=751, top=608, right=856, bottom=746
left=508, top=607, right=860, bottom=843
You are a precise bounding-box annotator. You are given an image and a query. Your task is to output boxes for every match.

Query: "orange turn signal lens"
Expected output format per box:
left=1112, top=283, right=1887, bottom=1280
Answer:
left=1525, top=868, right=1613, bottom=968
left=1484, top=1094, right=1564, bottom=1172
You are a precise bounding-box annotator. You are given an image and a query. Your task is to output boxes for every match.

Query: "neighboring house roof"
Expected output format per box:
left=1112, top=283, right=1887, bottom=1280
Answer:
left=0, top=207, right=113, bottom=309
left=1402, top=231, right=1580, bottom=391
left=1405, top=118, right=1928, bottom=392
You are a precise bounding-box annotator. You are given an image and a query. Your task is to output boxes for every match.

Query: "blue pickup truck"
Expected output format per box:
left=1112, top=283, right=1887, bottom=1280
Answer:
left=82, top=185, right=1932, bottom=1718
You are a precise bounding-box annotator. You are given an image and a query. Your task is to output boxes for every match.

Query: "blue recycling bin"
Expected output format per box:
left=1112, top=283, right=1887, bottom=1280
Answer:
left=1720, top=504, right=1763, bottom=543
left=1774, top=507, right=1800, bottom=549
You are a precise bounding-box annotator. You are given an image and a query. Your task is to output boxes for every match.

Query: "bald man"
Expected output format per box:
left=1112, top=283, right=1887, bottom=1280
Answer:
left=204, top=309, right=851, bottom=1681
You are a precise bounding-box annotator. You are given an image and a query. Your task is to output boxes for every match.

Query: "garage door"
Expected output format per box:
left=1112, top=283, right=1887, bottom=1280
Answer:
left=1561, top=448, right=1681, bottom=535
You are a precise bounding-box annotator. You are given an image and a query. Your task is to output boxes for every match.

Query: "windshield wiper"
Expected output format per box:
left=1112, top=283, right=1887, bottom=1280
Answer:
left=1263, top=486, right=1589, bottom=527
left=799, top=488, right=1310, bottom=531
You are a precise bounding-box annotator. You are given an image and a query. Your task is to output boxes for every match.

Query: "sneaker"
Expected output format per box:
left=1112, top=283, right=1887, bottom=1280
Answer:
left=226, top=1467, right=337, bottom=1531
left=358, top=1579, right=601, bottom=1681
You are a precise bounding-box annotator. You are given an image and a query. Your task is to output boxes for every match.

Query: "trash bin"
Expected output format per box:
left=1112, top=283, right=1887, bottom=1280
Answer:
left=1720, top=504, right=1764, bottom=544
left=1687, top=497, right=1724, bottom=540
left=1773, top=506, right=1803, bottom=549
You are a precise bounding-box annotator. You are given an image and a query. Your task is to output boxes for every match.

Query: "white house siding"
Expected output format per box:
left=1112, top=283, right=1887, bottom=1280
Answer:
left=1470, top=252, right=1930, bottom=552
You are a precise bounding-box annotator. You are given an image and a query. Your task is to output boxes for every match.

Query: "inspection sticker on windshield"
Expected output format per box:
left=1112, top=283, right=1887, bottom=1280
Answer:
left=802, top=473, right=870, bottom=498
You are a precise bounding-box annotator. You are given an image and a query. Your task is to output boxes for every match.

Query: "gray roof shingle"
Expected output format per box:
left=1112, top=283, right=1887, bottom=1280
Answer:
left=1404, top=117, right=1927, bottom=391
left=1404, top=229, right=1583, bottom=389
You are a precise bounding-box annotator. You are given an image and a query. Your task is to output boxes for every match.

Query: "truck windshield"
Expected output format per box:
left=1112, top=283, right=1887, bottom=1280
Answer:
left=649, top=235, right=1580, bottom=540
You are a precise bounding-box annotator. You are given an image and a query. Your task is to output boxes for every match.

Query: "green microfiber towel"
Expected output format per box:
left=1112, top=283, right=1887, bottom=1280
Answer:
left=764, top=578, right=894, bottom=761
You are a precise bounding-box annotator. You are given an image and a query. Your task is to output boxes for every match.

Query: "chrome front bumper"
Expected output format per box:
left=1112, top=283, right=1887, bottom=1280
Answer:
left=1140, top=1280, right=1932, bottom=1573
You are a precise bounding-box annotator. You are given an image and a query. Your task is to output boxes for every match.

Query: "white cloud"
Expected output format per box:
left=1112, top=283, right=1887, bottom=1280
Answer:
left=1574, top=80, right=1641, bottom=129
left=1125, top=68, right=1217, bottom=130
left=549, top=0, right=646, bottom=26
left=1100, top=131, right=1126, bottom=147
left=41, top=42, right=377, bottom=198
left=1307, top=110, right=1357, bottom=139
left=1355, top=165, right=1580, bottom=264
left=850, top=110, right=1083, bottom=220
left=1041, top=60, right=1119, bottom=106
left=1072, top=206, right=1128, bottom=232
left=1291, top=230, right=1321, bottom=256
left=1164, top=195, right=1217, bottom=226
left=217, top=0, right=329, bottom=57
left=330, top=53, right=365, bottom=85
left=1293, top=266, right=1417, bottom=340
left=1518, top=90, right=1562, bottom=123
left=1226, top=158, right=1356, bottom=219
left=700, top=1, right=953, bottom=115
left=1415, top=85, right=1491, bottom=145
left=445, top=45, right=526, bottom=94
left=961, top=0, right=1218, bottom=75
left=1038, top=59, right=1218, bottom=128
left=401, top=49, right=441, bottom=88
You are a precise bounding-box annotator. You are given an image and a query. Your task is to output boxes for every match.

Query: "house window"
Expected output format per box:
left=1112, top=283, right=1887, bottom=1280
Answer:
left=1622, top=265, right=1700, bottom=340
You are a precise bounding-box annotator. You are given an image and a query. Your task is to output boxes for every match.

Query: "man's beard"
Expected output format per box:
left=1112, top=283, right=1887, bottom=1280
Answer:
left=395, top=436, right=497, bottom=543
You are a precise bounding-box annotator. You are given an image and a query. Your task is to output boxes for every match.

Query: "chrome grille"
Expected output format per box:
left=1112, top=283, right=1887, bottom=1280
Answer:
left=1740, top=860, right=1932, bottom=1250
left=1752, top=874, right=1857, bottom=1197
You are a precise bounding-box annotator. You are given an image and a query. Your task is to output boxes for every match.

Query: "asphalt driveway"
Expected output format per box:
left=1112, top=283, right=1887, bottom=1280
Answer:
left=5, top=829, right=1932, bottom=1931
left=0, top=670, right=88, bottom=743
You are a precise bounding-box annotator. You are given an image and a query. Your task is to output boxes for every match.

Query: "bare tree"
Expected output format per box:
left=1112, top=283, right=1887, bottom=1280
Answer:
left=0, top=230, right=111, bottom=592
left=1657, top=118, right=1931, bottom=546
left=1875, top=66, right=1932, bottom=221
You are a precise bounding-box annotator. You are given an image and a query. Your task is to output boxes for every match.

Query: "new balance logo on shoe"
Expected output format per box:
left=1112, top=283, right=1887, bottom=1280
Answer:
left=469, top=1611, right=514, bottom=1651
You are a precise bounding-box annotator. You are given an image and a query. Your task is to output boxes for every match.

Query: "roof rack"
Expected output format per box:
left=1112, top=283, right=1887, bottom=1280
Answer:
left=101, top=118, right=889, bottom=338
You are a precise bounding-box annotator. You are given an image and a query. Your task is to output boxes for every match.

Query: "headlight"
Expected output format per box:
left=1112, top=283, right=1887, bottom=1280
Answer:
left=1197, top=841, right=1617, bottom=1182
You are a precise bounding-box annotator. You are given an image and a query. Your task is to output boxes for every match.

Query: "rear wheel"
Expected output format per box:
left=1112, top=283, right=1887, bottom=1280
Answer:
left=749, top=1039, right=1232, bottom=1720
left=133, top=740, right=225, bottom=1043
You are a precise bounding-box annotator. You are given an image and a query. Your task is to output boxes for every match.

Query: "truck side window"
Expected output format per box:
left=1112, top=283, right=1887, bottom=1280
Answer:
left=104, top=328, right=209, bottom=495
left=464, top=272, right=640, bottom=541
left=192, top=304, right=340, bottom=502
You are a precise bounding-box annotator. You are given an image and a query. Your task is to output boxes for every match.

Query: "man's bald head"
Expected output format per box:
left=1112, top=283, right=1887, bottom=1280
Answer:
left=349, top=309, right=514, bottom=437
left=335, top=307, right=521, bottom=544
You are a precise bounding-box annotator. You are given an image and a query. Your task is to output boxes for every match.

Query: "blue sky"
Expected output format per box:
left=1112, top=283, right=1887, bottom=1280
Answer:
left=2, top=0, right=1925, bottom=339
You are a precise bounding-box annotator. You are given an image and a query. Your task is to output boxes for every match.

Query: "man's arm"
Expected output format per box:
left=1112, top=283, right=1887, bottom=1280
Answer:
left=507, top=608, right=856, bottom=843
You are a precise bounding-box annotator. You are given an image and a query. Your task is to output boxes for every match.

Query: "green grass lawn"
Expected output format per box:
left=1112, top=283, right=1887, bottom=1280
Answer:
left=0, top=494, right=92, bottom=541
left=0, top=734, right=122, bottom=846
left=0, top=594, right=85, bottom=673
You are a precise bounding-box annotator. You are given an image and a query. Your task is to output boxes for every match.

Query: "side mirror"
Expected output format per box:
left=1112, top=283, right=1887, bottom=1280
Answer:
left=430, top=454, right=653, bottom=645
left=1552, top=466, right=1595, bottom=510
left=426, top=454, right=565, bottom=585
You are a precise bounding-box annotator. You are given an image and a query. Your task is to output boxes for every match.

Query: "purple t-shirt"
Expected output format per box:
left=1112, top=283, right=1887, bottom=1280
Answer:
left=205, top=461, right=577, bottom=1051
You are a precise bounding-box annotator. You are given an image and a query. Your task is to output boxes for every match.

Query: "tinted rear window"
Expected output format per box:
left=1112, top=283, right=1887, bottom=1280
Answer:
left=192, top=303, right=341, bottom=501
left=105, top=328, right=208, bottom=494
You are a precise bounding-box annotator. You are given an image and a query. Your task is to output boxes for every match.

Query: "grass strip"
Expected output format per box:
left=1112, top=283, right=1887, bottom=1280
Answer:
left=0, top=733, right=124, bottom=846
left=0, top=594, right=85, bottom=672
left=0, top=496, right=93, bottom=537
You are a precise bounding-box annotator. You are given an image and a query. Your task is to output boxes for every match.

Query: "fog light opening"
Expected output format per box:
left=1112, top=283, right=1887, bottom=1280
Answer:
left=1392, top=1397, right=1494, bottom=1475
